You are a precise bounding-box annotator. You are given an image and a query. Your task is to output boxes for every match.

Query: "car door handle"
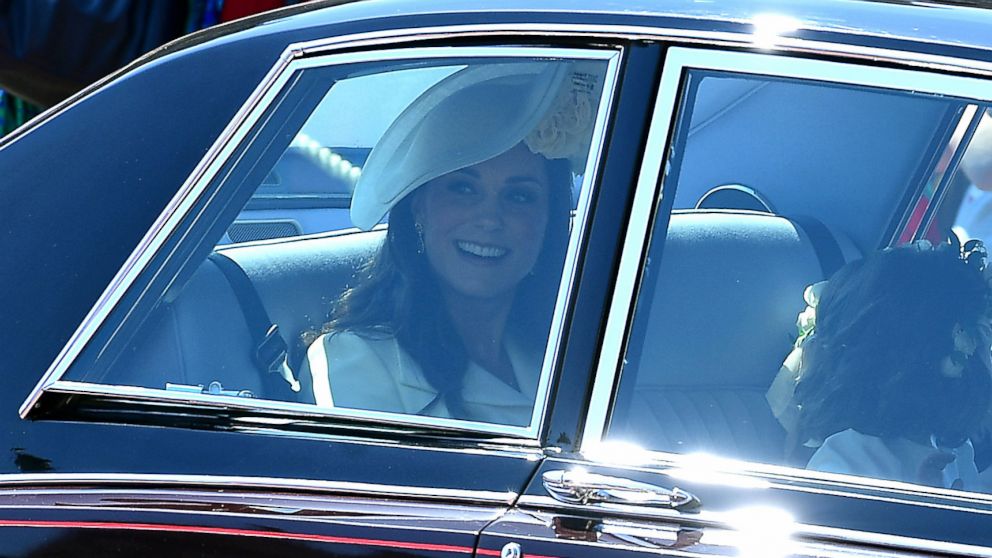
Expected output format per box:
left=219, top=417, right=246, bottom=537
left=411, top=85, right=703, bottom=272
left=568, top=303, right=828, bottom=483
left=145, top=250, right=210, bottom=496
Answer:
left=542, top=469, right=701, bottom=511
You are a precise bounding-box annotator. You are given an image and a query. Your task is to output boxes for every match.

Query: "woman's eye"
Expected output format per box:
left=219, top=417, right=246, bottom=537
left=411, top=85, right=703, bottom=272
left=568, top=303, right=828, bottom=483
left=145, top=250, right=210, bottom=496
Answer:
left=445, top=181, right=475, bottom=195
left=506, top=187, right=538, bottom=204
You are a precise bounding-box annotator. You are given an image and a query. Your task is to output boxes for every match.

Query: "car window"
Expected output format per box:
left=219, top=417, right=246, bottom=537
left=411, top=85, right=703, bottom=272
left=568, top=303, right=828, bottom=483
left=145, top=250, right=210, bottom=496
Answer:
left=596, top=49, right=992, bottom=495
left=222, top=66, right=462, bottom=242
left=901, top=107, right=992, bottom=249
left=51, top=47, right=619, bottom=437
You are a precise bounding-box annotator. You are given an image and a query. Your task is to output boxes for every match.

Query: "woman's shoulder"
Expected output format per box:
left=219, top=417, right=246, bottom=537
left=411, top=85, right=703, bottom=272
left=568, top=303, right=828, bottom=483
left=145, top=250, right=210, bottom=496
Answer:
left=311, top=330, right=428, bottom=386
left=313, top=330, right=400, bottom=359
left=807, top=429, right=983, bottom=489
left=807, top=429, right=906, bottom=479
left=306, top=330, right=430, bottom=411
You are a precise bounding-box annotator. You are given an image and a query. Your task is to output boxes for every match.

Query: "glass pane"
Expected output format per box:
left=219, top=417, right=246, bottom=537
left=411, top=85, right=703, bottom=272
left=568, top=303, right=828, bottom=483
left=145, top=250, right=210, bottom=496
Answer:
left=605, top=69, right=992, bottom=494
left=944, top=109, right=992, bottom=246
left=64, top=51, right=613, bottom=432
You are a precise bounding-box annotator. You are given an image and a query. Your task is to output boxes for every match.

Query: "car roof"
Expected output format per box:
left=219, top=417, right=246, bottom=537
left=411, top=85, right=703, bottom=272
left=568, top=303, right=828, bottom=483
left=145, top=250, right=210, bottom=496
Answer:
left=182, top=0, right=992, bottom=59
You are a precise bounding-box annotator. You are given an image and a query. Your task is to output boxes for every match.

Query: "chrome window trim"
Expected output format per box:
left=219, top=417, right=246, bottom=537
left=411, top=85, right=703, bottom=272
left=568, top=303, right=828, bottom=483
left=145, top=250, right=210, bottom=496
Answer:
left=550, top=452, right=992, bottom=508
left=290, top=22, right=992, bottom=79
left=20, top=44, right=621, bottom=441
left=0, top=473, right=516, bottom=505
left=517, top=493, right=992, bottom=558
left=893, top=104, right=982, bottom=242
left=913, top=104, right=987, bottom=242
left=533, top=49, right=622, bottom=431
left=582, top=47, right=992, bottom=446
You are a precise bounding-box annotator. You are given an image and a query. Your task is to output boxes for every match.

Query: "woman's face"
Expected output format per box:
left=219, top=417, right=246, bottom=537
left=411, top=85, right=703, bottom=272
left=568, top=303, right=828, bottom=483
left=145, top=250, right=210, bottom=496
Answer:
left=413, top=143, right=552, bottom=301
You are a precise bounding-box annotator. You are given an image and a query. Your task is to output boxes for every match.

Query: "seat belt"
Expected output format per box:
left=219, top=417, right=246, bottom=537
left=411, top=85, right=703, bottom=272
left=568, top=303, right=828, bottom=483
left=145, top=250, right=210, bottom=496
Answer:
left=207, top=252, right=301, bottom=394
left=791, top=215, right=846, bottom=279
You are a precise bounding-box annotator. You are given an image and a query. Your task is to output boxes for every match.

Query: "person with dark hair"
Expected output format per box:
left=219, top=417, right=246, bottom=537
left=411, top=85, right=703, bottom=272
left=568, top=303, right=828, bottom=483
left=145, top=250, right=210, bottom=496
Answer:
left=300, top=61, right=603, bottom=426
left=794, top=239, right=992, bottom=489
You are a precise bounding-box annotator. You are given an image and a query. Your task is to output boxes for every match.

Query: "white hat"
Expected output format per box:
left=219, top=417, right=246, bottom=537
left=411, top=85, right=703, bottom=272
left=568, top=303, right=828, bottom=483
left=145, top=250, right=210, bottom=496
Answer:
left=350, top=60, right=599, bottom=230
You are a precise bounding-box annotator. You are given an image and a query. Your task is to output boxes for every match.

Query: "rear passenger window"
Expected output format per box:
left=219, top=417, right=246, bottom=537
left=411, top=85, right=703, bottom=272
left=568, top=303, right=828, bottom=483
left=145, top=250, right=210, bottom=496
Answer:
left=597, top=49, right=992, bottom=494
left=45, top=47, right=619, bottom=438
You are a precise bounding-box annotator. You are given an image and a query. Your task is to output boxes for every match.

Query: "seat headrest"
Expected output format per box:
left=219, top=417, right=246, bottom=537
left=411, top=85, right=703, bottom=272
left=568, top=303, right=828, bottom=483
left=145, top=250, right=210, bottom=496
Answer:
left=629, top=210, right=828, bottom=388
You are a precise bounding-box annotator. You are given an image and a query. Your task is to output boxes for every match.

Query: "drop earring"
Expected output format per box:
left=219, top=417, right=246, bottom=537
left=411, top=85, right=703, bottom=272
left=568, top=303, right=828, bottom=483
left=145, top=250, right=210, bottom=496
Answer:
left=415, top=222, right=425, bottom=254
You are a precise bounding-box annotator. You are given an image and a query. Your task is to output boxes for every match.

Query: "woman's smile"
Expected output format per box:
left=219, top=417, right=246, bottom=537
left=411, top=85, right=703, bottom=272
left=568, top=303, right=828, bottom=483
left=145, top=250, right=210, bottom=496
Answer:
left=456, top=240, right=510, bottom=260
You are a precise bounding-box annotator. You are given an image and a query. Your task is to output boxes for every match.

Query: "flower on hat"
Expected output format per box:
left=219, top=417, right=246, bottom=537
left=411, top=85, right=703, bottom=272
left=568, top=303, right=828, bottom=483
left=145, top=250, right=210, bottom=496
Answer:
left=524, top=70, right=599, bottom=170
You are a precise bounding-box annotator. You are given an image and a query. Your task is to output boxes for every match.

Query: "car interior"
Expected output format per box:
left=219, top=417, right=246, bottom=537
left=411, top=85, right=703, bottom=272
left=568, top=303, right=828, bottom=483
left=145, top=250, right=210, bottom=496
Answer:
left=68, top=63, right=974, bottom=472
left=609, top=206, right=861, bottom=465
left=94, top=185, right=862, bottom=470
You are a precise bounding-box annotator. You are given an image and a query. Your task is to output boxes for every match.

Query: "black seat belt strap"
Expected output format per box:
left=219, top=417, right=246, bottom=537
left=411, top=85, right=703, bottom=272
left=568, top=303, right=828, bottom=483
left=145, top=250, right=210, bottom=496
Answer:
left=207, top=252, right=301, bottom=394
left=791, top=215, right=846, bottom=279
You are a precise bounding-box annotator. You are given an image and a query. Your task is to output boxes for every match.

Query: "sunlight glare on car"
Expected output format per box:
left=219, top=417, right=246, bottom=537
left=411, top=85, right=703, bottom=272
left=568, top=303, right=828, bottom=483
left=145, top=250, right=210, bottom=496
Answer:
left=750, top=13, right=802, bottom=49
left=724, top=506, right=797, bottom=558
left=664, top=453, right=772, bottom=490
left=582, top=441, right=656, bottom=466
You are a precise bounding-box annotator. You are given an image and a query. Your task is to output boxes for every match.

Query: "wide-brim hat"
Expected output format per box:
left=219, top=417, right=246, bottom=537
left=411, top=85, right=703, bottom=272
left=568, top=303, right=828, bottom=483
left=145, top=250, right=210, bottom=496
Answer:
left=350, top=61, right=575, bottom=231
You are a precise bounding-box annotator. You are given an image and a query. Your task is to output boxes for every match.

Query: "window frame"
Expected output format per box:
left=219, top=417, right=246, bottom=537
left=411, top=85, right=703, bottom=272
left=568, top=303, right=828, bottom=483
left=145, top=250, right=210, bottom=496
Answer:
left=581, top=46, right=992, bottom=489
left=20, top=43, right=623, bottom=440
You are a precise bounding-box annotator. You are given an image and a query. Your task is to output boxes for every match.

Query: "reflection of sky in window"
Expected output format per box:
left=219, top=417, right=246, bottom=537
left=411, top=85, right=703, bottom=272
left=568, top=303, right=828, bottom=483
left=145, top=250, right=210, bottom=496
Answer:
left=300, top=65, right=464, bottom=148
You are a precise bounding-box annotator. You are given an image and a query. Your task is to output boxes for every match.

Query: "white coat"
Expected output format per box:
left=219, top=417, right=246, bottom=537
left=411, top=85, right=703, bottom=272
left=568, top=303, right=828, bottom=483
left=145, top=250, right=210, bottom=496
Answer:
left=302, top=331, right=541, bottom=427
left=807, top=428, right=984, bottom=490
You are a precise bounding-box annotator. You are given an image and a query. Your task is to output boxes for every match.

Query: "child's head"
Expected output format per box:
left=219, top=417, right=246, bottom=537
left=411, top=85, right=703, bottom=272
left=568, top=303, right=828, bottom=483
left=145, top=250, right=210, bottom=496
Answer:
left=796, top=239, right=992, bottom=447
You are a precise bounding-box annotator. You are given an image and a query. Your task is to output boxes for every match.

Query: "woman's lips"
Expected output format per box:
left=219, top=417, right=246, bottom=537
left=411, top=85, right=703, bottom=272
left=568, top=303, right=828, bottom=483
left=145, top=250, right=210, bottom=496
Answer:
left=456, top=240, right=509, bottom=259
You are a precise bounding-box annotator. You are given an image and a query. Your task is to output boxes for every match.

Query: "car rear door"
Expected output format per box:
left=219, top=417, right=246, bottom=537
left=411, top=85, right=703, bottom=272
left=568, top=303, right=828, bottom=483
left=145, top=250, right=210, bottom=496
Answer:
left=479, top=43, right=992, bottom=558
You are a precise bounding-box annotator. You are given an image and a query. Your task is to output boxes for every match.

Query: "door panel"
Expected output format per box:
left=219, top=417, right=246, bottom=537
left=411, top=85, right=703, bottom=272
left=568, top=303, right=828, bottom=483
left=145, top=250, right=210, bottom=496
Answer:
left=0, top=484, right=501, bottom=556
left=482, top=458, right=992, bottom=558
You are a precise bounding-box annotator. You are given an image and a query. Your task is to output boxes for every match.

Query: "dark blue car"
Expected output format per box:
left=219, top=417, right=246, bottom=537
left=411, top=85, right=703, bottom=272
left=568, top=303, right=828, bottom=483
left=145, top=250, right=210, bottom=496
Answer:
left=4, top=0, right=992, bottom=555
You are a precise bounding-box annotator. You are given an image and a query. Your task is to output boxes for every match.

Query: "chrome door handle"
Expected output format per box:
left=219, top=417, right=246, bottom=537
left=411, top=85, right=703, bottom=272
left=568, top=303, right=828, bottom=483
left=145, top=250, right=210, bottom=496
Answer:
left=542, top=469, right=700, bottom=510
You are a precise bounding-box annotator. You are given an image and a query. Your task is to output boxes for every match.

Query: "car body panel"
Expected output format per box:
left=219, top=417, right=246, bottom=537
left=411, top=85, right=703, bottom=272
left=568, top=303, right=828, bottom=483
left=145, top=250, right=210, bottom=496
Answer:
left=0, top=481, right=502, bottom=556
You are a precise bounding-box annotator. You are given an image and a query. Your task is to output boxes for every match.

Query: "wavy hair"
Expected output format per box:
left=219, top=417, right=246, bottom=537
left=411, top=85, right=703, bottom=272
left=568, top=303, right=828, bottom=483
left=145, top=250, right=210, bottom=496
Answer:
left=311, top=155, right=573, bottom=418
left=795, top=242, right=992, bottom=448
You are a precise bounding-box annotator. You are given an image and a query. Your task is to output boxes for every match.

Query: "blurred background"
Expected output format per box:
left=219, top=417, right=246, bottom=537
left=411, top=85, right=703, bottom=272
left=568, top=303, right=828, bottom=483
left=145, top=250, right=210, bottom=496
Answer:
left=0, top=0, right=311, bottom=137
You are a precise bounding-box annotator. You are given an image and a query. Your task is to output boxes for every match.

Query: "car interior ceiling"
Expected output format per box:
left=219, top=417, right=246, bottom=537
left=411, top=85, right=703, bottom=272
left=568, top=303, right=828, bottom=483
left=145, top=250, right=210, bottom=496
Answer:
left=674, top=74, right=961, bottom=252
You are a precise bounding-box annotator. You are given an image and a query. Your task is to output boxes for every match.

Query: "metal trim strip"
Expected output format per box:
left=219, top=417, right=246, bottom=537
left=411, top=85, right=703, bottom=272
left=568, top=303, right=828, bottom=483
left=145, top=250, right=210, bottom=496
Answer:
left=286, top=22, right=992, bottom=78
left=517, top=493, right=992, bottom=558
left=550, top=451, right=992, bottom=508
left=0, top=473, right=517, bottom=505
left=40, top=379, right=536, bottom=439
left=0, top=520, right=477, bottom=553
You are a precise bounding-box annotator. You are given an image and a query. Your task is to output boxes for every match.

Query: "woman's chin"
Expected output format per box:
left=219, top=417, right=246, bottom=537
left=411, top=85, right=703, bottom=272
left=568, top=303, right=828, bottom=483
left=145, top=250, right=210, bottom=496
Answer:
left=441, top=274, right=524, bottom=302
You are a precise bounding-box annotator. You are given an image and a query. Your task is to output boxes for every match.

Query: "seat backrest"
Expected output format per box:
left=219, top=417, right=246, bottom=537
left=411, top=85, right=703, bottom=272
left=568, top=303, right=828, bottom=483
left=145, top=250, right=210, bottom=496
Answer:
left=104, top=230, right=382, bottom=399
left=612, top=210, right=854, bottom=464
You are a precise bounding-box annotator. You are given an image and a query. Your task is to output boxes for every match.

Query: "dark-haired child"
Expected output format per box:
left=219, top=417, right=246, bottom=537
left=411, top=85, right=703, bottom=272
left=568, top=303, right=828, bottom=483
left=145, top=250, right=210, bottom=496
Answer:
left=794, top=239, right=992, bottom=490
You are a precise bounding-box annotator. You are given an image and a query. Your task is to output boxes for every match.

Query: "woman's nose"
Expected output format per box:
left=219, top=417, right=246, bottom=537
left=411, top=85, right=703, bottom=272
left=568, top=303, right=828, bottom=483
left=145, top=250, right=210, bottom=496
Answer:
left=472, top=195, right=505, bottom=230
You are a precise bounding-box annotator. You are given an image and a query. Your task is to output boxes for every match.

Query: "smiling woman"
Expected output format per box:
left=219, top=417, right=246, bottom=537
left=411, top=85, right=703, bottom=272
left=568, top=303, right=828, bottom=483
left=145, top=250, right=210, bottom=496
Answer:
left=301, top=61, right=592, bottom=426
